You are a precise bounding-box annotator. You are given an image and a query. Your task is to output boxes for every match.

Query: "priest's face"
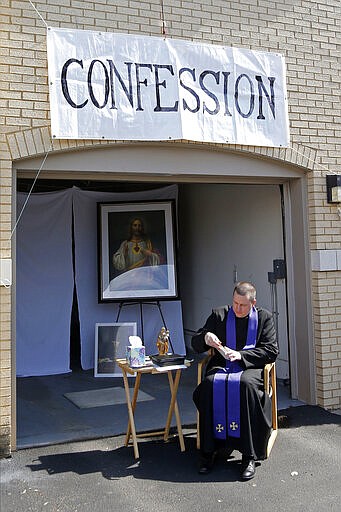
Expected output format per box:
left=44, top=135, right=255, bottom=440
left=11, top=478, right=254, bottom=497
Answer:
left=232, top=292, right=256, bottom=318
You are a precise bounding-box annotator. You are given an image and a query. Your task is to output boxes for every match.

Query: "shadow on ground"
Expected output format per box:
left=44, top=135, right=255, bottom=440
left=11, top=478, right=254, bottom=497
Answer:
left=24, top=405, right=340, bottom=484
left=26, top=434, right=248, bottom=483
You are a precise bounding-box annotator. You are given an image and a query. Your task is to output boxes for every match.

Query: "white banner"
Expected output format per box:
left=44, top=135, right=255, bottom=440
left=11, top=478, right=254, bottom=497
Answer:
left=47, top=28, right=290, bottom=147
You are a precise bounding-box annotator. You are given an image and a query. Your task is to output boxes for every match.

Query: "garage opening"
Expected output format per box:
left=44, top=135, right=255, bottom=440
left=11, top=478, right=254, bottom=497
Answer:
left=15, top=177, right=299, bottom=448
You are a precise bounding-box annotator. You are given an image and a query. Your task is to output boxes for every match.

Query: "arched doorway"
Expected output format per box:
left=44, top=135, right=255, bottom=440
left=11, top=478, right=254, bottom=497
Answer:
left=12, top=143, right=315, bottom=448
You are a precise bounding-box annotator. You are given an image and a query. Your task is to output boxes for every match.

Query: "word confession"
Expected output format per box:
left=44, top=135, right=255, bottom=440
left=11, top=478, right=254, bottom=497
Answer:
left=47, top=28, right=290, bottom=147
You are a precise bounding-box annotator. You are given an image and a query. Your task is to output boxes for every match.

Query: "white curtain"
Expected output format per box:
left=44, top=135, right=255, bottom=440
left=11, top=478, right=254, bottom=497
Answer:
left=72, top=185, right=185, bottom=370
left=16, top=185, right=185, bottom=376
left=16, top=190, right=74, bottom=376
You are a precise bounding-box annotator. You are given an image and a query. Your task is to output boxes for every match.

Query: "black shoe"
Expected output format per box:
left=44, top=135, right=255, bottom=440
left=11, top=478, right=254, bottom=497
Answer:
left=198, top=452, right=216, bottom=474
left=241, top=458, right=256, bottom=480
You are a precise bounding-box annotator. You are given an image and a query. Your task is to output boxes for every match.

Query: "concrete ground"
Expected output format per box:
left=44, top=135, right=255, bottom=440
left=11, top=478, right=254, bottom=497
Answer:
left=1, top=405, right=340, bottom=512
left=15, top=356, right=303, bottom=449
left=3, top=358, right=340, bottom=511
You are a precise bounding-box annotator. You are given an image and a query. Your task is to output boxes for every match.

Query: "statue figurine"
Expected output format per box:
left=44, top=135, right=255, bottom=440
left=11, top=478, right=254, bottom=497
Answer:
left=156, top=326, right=170, bottom=355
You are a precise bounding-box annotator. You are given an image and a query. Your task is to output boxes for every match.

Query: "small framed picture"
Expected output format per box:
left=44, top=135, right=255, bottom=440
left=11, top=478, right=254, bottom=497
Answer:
left=94, top=322, right=137, bottom=377
left=97, top=200, right=178, bottom=301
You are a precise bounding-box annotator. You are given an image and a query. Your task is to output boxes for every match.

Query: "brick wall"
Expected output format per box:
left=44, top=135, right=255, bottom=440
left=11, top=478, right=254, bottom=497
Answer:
left=1, top=0, right=340, bottom=455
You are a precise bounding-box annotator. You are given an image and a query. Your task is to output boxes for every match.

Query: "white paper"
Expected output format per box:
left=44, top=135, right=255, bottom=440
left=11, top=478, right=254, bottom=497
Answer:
left=128, top=335, right=143, bottom=348
left=153, top=364, right=188, bottom=372
left=217, top=345, right=230, bottom=359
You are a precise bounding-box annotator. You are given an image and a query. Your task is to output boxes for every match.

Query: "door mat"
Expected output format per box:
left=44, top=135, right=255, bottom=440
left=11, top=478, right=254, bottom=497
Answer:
left=64, top=387, right=154, bottom=409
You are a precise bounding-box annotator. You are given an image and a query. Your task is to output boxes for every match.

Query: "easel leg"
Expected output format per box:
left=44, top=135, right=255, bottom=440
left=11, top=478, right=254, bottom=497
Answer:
left=164, top=370, right=185, bottom=452
left=122, top=370, right=139, bottom=459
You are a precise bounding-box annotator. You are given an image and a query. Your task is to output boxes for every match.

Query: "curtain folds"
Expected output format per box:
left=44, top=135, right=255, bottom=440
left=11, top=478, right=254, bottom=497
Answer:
left=16, top=190, right=74, bottom=376
left=16, top=185, right=185, bottom=376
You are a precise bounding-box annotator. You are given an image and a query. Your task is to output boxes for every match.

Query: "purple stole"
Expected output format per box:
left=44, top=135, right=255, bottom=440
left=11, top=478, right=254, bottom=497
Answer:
left=213, top=306, right=258, bottom=439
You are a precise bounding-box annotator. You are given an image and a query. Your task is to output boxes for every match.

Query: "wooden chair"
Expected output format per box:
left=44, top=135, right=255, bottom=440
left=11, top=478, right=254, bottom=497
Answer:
left=196, top=349, right=278, bottom=458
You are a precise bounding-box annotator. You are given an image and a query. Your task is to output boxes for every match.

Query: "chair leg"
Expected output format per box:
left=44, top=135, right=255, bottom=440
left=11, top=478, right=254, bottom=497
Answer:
left=271, top=363, right=278, bottom=431
left=196, top=411, right=200, bottom=450
left=196, top=360, right=205, bottom=451
left=266, top=363, right=278, bottom=458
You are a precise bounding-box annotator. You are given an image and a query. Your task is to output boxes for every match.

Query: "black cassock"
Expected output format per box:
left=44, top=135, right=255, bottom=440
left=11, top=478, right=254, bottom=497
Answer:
left=192, top=305, right=278, bottom=460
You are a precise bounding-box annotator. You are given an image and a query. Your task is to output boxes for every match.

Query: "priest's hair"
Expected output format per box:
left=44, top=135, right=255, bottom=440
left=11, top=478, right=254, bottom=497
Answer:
left=233, top=281, right=256, bottom=302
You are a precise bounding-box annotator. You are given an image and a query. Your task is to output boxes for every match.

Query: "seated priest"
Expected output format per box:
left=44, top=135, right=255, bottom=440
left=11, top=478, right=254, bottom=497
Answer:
left=192, top=281, right=278, bottom=480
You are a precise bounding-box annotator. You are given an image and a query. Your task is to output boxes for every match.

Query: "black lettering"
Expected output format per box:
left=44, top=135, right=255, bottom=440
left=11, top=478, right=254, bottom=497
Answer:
left=199, top=70, right=220, bottom=115
left=107, top=61, right=134, bottom=109
left=234, top=73, right=254, bottom=118
left=222, top=71, right=232, bottom=116
left=135, top=63, right=153, bottom=111
left=153, top=64, right=178, bottom=112
left=61, top=58, right=88, bottom=109
left=256, top=75, right=276, bottom=119
left=87, top=59, right=109, bottom=109
left=179, top=67, right=200, bottom=113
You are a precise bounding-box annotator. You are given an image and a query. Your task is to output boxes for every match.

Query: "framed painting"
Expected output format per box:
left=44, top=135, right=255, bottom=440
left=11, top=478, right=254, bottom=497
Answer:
left=98, top=200, right=178, bottom=301
left=94, top=322, right=137, bottom=377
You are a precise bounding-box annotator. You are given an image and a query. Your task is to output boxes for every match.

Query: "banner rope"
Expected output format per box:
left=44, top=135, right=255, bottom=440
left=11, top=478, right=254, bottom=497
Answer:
left=160, top=0, right=167, bottom=36
left=288, top=145, right=339, bottom=177
left=287, top=145, right=341, bottom=218
left=10, top=143, right=53, bottom=242
left=28, top=0, right=48, bottom=28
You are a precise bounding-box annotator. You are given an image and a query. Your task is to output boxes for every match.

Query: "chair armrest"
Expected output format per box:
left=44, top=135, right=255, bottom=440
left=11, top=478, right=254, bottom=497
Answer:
left=264, top=362, right=275, bottom=394
left=197, top=348, right=214, bottom=385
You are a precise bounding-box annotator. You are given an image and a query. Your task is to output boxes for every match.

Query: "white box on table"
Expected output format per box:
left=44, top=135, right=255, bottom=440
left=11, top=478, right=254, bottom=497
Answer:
left=126, top=346, right=146, bottom=367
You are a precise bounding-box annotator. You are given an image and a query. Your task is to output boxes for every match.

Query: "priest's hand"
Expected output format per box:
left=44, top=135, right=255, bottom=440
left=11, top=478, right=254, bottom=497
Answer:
left=204, top=332, right=222, bottom=350
left=225, top=348, right=241, bottom=361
